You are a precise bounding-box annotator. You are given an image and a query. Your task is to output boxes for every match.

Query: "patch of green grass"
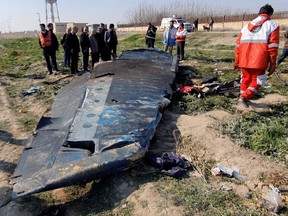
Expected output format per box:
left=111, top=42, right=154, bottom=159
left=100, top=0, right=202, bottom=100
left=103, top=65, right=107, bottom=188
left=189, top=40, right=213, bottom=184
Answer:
left=119, top=34, right=146, bottom=52
left=19, top=112, right=39, bottom=132
left=186, top=34, right=210, bottom=47
left=220, top=69, right=240, bottom=82
left=123, top=34, right=145, bottom=42
left=209, top=44, right=235, bottom=50
left=187, top=48, right=234, bottom=66
left=261, top=75, right=288, bottom=96
left=174, top=95, right=235, bottom=115
left=0, top=120, right=11, bottom=131
left=0, top=37, right=43, bottom=72
left=219, top=102, right=288, bottom=164
left=156, top=177, right=261, bottom=215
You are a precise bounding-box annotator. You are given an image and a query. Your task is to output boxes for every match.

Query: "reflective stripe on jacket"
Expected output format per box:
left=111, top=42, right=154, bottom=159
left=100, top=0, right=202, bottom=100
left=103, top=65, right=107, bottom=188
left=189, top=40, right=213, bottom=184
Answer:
left=175, top=28, right=187, bottom=42
left=39, top=31, right=52, bottom=48
left=235, top=14, right=279, bottom=69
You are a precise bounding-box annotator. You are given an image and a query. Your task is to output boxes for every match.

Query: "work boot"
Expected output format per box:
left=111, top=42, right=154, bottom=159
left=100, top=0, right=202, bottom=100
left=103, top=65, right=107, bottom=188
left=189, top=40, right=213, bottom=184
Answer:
left=239, top=97, right=249, bottom=108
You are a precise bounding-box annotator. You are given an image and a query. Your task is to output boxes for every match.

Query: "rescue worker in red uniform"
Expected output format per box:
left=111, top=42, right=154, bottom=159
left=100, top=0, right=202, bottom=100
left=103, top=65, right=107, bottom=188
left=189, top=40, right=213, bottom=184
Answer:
left=234, top=4, right=279, bottom=108
left=175, top=23, right=188, bottom=61
left=39, top=23, right=54, bottom=75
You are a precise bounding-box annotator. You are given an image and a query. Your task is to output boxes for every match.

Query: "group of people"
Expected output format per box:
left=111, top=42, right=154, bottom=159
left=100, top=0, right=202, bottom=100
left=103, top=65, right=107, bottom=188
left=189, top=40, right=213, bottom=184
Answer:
left=145, top=16, right=214, bottom=61
left=144, top=4, right=287, bottom=109
left=39, top=4, right=287, bottom=110
left=146, top=20, right=188, bottom=61
left=38, top=23, right=118, bottom=74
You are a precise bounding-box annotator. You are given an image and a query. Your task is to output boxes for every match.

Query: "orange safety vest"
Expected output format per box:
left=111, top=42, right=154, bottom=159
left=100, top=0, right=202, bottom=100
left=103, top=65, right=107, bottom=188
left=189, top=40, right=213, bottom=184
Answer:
left=39, top=31, right=52, bottom=48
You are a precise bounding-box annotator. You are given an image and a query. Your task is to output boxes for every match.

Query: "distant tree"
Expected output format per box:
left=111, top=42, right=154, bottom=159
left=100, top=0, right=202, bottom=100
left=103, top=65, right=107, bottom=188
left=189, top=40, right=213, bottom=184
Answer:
left=124, top=1, right=233, bottom=25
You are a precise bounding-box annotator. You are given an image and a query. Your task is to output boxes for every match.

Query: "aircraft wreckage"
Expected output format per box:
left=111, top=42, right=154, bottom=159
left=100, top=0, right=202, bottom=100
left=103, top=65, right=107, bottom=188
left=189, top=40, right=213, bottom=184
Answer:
left=11, top=49, right=178, bottom=199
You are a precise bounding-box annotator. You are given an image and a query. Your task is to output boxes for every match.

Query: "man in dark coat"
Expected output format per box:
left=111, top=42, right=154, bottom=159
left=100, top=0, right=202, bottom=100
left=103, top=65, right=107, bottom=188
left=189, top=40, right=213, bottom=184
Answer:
left=193, top=18, right=199, bottom=32
left=80, top=26, right=90, bottom=72
left=100, top=23, right=109, bottom=61
left=47, top=23, right=59, bottom=72
left=145, top=23, right=157, bottom=48
left=104, top=23, right=118, bottom=60
left=89, top=28, right=99, bottom=68
left=61, top=27, right=71, bottom=67
left=67, top=26, right=80, bottom=74
left=96, top=27, right=105, bottom=61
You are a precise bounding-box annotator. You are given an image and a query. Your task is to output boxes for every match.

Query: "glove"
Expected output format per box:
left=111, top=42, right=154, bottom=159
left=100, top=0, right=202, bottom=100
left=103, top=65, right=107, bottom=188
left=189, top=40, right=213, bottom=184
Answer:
left=268, top=64, right=276, bottom=76
left=234, top=63, right=240, bottom=71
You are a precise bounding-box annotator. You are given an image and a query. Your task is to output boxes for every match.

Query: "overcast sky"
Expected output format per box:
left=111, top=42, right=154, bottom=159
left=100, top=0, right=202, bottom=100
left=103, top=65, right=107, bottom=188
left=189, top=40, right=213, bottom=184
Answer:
left=0, top=0, right=287, bottom=32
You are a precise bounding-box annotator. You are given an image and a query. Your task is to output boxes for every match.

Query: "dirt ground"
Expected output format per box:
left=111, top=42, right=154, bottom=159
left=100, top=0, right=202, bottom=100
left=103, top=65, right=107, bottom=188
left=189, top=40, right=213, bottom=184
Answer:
left=1, top=77, right=288, bottom=215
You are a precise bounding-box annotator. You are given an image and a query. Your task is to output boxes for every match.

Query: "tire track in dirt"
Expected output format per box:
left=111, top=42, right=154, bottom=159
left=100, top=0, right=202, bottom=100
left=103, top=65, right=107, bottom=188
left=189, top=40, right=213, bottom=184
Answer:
left=0, top=85, right=23, bottom=137
left=0, top=85, right=26, bottom=208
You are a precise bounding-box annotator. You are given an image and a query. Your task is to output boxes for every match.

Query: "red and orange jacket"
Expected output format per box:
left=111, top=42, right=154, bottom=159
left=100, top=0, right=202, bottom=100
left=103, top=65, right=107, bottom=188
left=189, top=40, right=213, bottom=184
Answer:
left=175, top=27, right=188, bottom=43
left=39, top=30, right=52, bottom=48
left=235, top=14, right=279, bottom=70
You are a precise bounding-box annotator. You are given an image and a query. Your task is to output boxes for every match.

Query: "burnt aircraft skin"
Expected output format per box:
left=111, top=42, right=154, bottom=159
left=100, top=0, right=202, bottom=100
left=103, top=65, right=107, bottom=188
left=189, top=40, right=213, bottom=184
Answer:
left=11, top=49, right=178, bottom=199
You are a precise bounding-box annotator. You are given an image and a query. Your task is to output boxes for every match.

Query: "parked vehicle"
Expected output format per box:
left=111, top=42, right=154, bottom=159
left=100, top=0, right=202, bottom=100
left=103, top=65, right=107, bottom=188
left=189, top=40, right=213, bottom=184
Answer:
left=160, top=17, right=193, bottom=32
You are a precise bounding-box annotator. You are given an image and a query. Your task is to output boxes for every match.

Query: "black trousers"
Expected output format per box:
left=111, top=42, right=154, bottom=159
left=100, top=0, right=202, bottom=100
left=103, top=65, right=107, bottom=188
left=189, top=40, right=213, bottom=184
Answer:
left=91, top=52, right=99, bottom=68
left=177, top=41, right=185, bottom=60
left=70, top=52, right=79, bottom=73
left=101, top=46, right=110, bottom=61
left=82, top=51, right=89, bottom=71
left=109, top=45, right=117, bottom=60
left=50, top=50, right=58, bottom=70
left=277, top=48, right=288, bottom=66
left=43, top=49, right=52, bottom=73
left=146, top=38, right=155, bottom=48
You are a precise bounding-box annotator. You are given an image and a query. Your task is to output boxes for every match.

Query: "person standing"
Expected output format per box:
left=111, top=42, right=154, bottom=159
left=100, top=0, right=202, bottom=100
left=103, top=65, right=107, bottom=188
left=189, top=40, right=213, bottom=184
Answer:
left=38, top=23, right=54, bottom=75
left=193, top=18, right=199, bottom=32
left=175, top=23, right=188, bottom=61
left=208, top=17, right=214, bottom=31
left=60, top=27, right=71, bottom=68
left=80, top=26, right=90, bottom=72
left=89, top=28, right=99, bottom=68
left=104, top=23, right=118, bottom=60
left=277, top=29, right=288, bottom=66
left=100, top=23, right=109, bottom=61
left=234, top=4, right=279, bottom=108
left=145, top=23, right=157, bottom=48
left=163, top=20, right=177, bottom=54
left=67, top=26, right=80, bottom=74
left=96, top=27, right=105, bottom=61
left=47, top=23, right=59, bottom=72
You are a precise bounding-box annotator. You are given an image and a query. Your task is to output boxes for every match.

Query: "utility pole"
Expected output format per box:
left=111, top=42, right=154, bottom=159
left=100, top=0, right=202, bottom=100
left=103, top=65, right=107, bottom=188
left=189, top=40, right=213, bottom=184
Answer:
left=8, top=17, right=12, bottom=33
left=37, top=13, right=41, bottom=24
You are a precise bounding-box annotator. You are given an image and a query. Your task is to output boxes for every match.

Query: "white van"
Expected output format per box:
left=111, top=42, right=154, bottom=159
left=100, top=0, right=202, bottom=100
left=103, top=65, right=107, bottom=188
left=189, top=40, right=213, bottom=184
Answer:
left=160, top=17, right=193, bottom=32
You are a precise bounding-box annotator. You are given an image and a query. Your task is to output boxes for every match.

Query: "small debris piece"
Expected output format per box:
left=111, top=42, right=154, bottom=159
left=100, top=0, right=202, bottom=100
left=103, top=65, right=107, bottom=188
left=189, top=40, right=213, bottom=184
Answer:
left=21, top=86, right=40, bottom=97
left=220, top=182, right=233, bottom=191
left=214, top=69, right=225, bottom=76
left=245, top=193, right=252, bottom=199
left=212, top=163, right=247, bottom=181
left=261, top=188, right=284, bottom=213
left=217, top=163, right=234, bottom=177
left=211, top=167, right=221, bottom=176
left=18, top=108, right=27, bottom=113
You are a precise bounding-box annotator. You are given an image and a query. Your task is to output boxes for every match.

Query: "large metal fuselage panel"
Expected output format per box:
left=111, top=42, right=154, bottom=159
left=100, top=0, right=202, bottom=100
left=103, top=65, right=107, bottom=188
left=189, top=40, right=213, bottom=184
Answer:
left=11, top=49, right=177, bottom=199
